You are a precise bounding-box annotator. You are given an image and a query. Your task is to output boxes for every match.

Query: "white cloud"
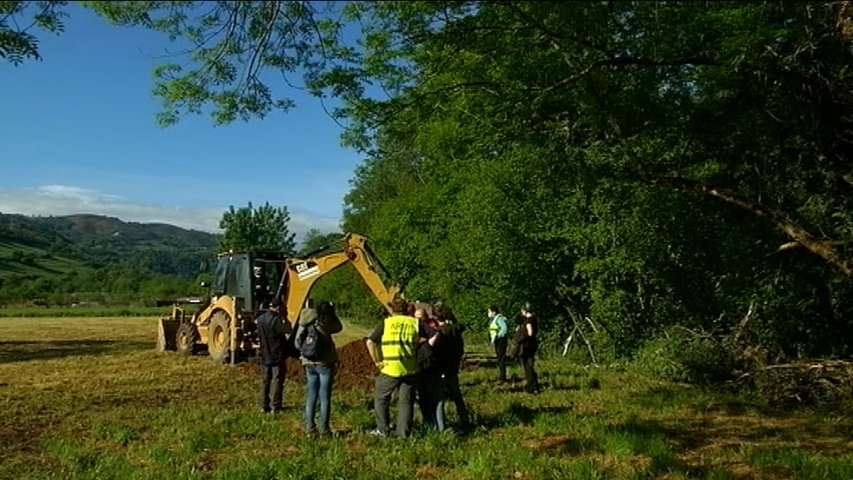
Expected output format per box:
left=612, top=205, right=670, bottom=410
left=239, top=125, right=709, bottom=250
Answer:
left=288, top=211, right=341, bottom=241
left=0, top=185, right=340, bottom=241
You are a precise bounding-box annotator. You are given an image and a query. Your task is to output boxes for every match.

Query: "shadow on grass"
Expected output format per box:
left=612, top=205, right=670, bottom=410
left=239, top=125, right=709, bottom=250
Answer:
left=0, top=340, right=152, bottom=363
left=628, top=385, right=853, bottom=477
left=477, top=403, right=574, bottom=429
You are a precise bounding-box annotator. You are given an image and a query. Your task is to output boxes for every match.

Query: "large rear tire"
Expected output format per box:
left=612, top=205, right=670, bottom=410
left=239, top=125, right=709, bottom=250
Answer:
left=208, top=311, right=231, bottom=364
left=176, top=322, right=199, bottom=356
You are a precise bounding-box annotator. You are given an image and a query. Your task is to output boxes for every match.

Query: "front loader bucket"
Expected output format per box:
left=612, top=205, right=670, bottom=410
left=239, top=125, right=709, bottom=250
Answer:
left=156, top=317, right=179, bottom=351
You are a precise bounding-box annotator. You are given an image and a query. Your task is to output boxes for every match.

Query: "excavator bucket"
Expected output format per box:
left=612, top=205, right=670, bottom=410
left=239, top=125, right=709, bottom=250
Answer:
left=156, top=315, right=179, bottom=351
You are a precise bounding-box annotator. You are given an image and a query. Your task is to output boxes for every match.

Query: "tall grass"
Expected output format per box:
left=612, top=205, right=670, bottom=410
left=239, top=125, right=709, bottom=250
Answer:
left=1, top=317, right=851, bottom=479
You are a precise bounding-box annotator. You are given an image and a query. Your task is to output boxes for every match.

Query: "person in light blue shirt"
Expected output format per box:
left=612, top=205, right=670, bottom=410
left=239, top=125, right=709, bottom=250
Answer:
left=487, top=306, right=508, bottom=382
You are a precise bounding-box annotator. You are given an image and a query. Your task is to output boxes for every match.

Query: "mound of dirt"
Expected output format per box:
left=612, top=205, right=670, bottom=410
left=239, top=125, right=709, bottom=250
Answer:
left=334, top=340, right=378, bottom=390
left=242, top=340, right=376, bottom=391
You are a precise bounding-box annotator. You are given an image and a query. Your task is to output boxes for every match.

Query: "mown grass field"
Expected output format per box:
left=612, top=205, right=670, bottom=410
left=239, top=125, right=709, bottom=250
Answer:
left=1, top=316, right=852, bottom=479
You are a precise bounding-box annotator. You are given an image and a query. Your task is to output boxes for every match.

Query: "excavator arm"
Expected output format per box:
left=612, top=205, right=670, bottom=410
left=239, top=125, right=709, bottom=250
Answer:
left=279, top=233, right=400, bottom=323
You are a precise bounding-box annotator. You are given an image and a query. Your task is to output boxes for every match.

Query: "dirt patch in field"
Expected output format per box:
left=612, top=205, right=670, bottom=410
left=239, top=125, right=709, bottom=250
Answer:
left=673, top=406, right=853, bottom=457
left=460, top=352, right=494, bottom=369
left=521, top=435, right=589, bottom=455
left=332, top=340, right=377, bottom=390
left=415, top=464, right=450, bottom=478
left=242, top=340, right=376, bottom=390
left=650, top=404, right=853, bottom=479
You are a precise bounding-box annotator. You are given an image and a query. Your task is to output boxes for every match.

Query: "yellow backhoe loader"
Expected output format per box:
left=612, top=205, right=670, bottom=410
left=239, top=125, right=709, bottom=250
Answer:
left=156, top=233, right=400, bottom=364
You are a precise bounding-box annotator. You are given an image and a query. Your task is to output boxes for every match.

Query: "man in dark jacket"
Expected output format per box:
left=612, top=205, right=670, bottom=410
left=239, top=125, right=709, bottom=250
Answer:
left=256, top=301, right=293, bottom=413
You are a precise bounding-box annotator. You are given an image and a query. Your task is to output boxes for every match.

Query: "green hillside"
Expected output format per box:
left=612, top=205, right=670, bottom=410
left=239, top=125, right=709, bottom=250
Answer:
left=0, top=237, right=81, bottom=278
left=34, top=214, right=214, bottom=247
left=0, top=213, right=220, bottom=307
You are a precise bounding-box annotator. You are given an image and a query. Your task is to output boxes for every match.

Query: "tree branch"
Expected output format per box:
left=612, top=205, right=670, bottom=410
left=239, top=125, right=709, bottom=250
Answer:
left=534, top=56, right=717, bottom=93
left=649, top=176, right=852, bottom=276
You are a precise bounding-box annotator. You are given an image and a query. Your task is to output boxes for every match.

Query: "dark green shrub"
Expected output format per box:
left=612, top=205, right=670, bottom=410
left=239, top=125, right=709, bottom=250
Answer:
left=634, top=327, right=735, bottom=384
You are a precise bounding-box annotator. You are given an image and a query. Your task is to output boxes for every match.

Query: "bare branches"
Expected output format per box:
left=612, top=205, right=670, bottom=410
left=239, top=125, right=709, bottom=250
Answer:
left=242, top=1, right=280, bottom=89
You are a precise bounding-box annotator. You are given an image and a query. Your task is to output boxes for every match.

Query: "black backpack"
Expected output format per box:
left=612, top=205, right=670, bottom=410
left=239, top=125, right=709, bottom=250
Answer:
left=299, top=322, right=327, bottom=361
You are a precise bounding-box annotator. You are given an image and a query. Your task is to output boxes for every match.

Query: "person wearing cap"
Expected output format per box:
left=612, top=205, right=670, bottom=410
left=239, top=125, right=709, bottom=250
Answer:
left=294, top=300, right=343, bottom=437
left=515, top=302, right=540, bottom=394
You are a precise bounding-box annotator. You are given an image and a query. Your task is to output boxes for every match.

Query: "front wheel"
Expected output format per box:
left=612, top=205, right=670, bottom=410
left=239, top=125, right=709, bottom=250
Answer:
left=176, top=322, right=199, bottom=356
left=208, top=311, right=232, bottom=364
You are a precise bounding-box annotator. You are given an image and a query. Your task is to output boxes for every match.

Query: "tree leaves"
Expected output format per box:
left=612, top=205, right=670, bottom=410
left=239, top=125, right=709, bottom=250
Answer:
left=339, top=1, right=852, bottom=358
left=218, top=201, right=295, bottom=254
left=0, top=1, right=67, bottom=65
left=9, top=1, right=852, bottom=357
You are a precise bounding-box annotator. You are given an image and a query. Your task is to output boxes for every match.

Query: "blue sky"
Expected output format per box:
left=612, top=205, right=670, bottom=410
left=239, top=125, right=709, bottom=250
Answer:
left=0, top=4, right=365, bottom=241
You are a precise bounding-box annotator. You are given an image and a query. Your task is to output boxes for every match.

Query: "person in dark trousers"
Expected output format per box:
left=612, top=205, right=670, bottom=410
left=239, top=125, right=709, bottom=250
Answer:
left=432, top=304, right=470, bottom=432
left=365, top=298, right=428, bottom=438
left=415, top=306, right=441, bottom=429
left=514, top=302, right=540, bottom=394
left=294, top=300, right=343, bottom=437
left=487, top=306, right=509, bottom=382
left=256, top=301, right=293, bottom=413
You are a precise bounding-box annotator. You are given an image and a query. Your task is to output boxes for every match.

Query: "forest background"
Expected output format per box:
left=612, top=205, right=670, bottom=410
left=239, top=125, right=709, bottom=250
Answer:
left=2, top=1, right=851, bottom=373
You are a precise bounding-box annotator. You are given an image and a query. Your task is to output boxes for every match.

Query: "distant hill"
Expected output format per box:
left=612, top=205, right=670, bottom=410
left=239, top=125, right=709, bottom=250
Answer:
left=0, top=213, right=219, bottom=279
left=35, top=214, right=215, bottom=247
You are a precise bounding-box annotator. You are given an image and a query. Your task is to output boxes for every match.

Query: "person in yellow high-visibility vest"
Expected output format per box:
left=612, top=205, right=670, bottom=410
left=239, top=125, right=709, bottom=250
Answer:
left=365, top=298, right=429, bottom=438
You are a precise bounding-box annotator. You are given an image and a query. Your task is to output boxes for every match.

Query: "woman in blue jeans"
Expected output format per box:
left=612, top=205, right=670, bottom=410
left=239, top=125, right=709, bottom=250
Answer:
left=295, top=300, right=343, bottom=436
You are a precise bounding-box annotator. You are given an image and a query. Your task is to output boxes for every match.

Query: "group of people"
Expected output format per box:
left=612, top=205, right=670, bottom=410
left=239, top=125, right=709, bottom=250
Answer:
left=255, top=297, right=539, bottom=439
left=364, top=299, right=471, bottom=437
left=487, top=302, right=540, bottom=394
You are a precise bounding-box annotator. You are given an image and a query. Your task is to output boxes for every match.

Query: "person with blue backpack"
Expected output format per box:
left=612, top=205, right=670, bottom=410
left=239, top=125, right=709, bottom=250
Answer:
left=294, top=299, right=342, bottom=437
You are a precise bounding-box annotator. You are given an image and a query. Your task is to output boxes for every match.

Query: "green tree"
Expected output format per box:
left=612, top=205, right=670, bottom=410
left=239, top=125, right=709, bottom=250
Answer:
left=72, top=1, right=850, bottom=276
left=0, top=1, right=66, bottom=65
left=335, top=2, right=853, bottom=356
left=219, top=201, right=296, bottom=254
left=85, top=1, right=356, bottom=127
left=13, top=1, right=853, bottom=357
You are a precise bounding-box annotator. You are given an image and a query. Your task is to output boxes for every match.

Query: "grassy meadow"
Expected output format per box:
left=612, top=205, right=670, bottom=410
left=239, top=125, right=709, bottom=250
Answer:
left=1, top=316, right=852, bottom=479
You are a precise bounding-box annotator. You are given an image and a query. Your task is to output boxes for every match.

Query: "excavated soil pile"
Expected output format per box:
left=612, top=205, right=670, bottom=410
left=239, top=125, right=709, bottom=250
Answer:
left=332, top=340, right=377, bottom=390
left=242, top=340, right=376, bottom=391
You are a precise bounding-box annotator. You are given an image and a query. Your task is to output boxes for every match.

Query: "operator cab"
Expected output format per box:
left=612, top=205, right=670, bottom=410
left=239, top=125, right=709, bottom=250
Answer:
left=212, top=252, right=289, bottom=314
